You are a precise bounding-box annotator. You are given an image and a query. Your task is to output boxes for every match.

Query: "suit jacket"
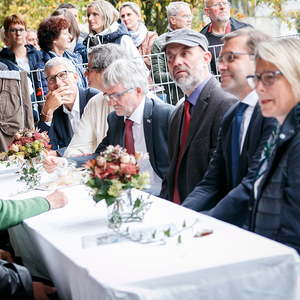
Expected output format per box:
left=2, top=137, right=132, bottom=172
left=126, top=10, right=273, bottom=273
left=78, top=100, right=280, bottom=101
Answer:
left=249, top=104, right=300, bottom=254
left=95, top=96, right=174, bottom=179
left=38, top=87, right=99, bottom=150
left=163, top=77, right=237, bottom=201
left=183, top=101, right=276, bottom=226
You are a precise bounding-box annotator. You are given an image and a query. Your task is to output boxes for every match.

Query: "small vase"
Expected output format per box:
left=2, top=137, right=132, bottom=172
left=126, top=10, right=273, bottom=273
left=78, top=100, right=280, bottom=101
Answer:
left=18, top=157, right=43, bottom=190
left=107, top=189, right=151, bottom=229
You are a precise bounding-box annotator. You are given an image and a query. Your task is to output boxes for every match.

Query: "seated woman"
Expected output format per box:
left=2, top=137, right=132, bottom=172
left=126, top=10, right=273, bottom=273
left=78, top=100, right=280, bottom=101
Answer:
left=83, top=0, right=140, bottom=59
left=247, top=37, right=300, bottom=254
left=119, top=2, right=157, bottom=70
left=38, top=16, right=87, bottom=89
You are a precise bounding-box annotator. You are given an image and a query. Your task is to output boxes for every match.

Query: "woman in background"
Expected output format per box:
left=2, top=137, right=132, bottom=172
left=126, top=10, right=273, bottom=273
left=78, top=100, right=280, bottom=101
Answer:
left=83, top=0, right=140, bottom=59
left=38, top=16, right=87, bottom=88
left=119, top=2, right=157, bottom=70
left=246, top=37, right=300, bottom=254
left=51, top=8, right=87, bottom=63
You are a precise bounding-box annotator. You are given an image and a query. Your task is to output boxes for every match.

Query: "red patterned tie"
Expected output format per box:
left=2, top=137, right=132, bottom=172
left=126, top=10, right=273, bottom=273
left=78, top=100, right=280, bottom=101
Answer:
left=173, top=100, right=192, bottom=204
left=124, top=119, right=135, bottom=155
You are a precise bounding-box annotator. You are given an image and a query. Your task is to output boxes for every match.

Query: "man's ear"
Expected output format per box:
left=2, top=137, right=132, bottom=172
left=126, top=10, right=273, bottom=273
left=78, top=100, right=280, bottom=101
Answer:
left=73, top=72, right=79, bottom=82
left=203, top=51, right=212, bottom=64
left=204, top=7, right=210, bottom=17
left=169, top=16, right=176, bottom=27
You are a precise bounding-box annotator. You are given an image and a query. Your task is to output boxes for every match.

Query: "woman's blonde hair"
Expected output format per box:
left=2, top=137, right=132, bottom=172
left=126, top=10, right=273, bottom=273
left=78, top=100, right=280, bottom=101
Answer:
left=256, top=37, right=300, bottom=99
left=87, top=0, right=119, bottom=32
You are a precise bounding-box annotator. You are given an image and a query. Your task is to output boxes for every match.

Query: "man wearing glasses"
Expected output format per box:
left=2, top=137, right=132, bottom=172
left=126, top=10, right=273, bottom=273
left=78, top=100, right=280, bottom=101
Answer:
left=201, top=0, right=251, bottom=75
left=38, top=57, right=99, bottom=151
left=183, top=28, right=275, bottom=227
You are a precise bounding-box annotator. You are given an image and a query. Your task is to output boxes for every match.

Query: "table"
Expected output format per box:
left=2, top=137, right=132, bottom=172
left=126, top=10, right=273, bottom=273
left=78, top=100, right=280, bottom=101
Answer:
left=2, top=173, right=300, bottom=300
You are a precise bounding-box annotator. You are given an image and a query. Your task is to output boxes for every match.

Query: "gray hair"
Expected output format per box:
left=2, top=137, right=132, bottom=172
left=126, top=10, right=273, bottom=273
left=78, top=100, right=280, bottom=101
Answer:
left=166, top=1, right=190, bottom=18
left=222, top=27, right=270, bottom=55
left=119, top=2, right=141, bottom=18
left=87, top=0, right=119, bottom=32
left=44, top=57, right=77, bottom=74
left=256, top=37, right=300, bottom=99
left=103, top=59, right=149, bottom=94
left=88, top=44, right=129, bottom=71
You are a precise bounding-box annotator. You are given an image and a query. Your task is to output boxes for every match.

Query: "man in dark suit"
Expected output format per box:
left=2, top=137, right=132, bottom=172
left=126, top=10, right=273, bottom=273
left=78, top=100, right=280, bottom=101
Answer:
left=95, top=58, right=174, bottom=195
left=161, top=28, right=236, bottom=204
left=38, top=57, right=99, bottom=150
left=183, top=28, right=275, bottom=226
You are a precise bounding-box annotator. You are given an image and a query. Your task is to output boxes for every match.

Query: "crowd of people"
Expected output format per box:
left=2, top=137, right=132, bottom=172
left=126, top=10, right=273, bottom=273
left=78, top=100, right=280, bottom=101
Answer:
left=1, top=1, right=300, bottom=299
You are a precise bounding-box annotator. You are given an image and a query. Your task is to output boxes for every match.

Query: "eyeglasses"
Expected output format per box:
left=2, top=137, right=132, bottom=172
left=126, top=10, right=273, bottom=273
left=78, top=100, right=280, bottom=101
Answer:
left=246, top=71, right=283, bottom=89
left=46, top=70, right=70, bottom=85
left=85, top=67, right=99, bottom=74
left=217, top=52, right=255, bottom=65
left=103, top=88, right=134, bottom=102
left=206, top=1, right=230, bottom=8
left=8, top=28, right=26, bottom=33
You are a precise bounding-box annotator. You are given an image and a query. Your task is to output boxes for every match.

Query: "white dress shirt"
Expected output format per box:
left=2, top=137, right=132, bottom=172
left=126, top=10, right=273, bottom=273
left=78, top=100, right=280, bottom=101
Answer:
left=128, top=98, right=162, bottom=195
left=62, top=90, right=80, bottom=135
left=240, top=90, right=258, bottom=153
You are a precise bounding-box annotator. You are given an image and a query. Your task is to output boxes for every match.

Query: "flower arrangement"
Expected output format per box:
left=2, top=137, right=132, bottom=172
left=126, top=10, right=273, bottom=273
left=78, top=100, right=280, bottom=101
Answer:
left=0, top=129, right=51, bottom=188
left=1, top=128, right=51, bottom=162
left=85, top=145, right=150, bottom=207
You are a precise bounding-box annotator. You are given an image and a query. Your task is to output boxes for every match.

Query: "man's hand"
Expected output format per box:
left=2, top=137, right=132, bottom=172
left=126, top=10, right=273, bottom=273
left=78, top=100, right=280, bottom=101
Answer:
left=41, top=86, right=75, bottom=122
left=46, top=190, right=68, bottom=209
left=32, top=282, right=56, bottom=300
left=0, top=249, right=13, bottom=263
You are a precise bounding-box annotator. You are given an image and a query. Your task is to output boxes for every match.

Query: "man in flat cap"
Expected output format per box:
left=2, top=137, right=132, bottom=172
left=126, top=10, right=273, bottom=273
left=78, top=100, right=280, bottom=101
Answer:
left=160, top=28, right=236, bottom=204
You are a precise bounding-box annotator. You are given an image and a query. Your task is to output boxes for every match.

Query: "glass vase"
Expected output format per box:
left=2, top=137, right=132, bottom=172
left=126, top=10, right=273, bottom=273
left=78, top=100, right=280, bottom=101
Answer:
left=107, top=189, right=151, bottom=229
left=18, top=157, right=43, bottom=190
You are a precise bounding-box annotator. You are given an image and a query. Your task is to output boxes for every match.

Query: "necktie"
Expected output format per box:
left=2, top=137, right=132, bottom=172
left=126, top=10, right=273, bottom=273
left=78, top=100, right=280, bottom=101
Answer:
left=173, top=100, right=192, bottom=204
left=124, top=119, right=135, bottom=155
left=231, top=102, right=248, bottom=186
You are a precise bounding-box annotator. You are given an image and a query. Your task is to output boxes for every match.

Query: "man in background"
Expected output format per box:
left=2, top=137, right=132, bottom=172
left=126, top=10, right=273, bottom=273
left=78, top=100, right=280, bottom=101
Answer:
left=201, top=0, right=251, bottom=74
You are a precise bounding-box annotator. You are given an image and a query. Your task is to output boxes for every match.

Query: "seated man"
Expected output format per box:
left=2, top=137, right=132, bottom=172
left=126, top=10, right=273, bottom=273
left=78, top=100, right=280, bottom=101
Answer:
left=45, top=59, right=175, bottom=196
left=0, top=190, right=67, bottom=299
left=38, top=57, right=99, bottom=151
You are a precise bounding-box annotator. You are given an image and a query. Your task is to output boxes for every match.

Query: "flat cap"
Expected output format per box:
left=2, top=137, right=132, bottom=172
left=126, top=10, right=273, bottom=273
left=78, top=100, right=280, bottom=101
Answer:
left=162, top=28, right=209, bottom=51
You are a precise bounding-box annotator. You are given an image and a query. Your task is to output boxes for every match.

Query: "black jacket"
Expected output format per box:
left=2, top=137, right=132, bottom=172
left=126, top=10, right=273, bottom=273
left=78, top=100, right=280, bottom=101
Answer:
left=0, top=259, right=33, bottom=299
left=183, top=101, right=276, bottom=226
left=249, top=103, right=300, bottom=254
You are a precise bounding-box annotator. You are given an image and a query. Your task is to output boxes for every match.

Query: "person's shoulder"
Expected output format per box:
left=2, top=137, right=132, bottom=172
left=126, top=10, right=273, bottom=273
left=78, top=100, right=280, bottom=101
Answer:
left=200, top=23, right=211, bottom=35
left=230, top=17, right=253, bottom=30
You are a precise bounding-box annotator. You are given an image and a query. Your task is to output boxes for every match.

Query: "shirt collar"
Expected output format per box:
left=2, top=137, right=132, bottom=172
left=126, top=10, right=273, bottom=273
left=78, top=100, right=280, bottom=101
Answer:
left=63, top=89, right=80, bottom=115
left=126, top=96, right=145, bottom=125
left=187, top=75, right=212, bottom=106
left=241, top=90, right=258, bottom=107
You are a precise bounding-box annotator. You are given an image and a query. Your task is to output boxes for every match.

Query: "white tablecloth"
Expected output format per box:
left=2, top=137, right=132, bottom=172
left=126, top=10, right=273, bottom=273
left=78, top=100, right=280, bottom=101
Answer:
left=2, top=173, right=300, bottom=300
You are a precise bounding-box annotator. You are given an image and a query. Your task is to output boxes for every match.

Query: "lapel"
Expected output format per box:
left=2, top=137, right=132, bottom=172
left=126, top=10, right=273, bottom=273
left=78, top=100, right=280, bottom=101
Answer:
left=78, top=88, right=87, bottom=116
left=114, top=114, right=125, bottom=146
left=182, top=78, right=216, bottom=155
left=172, top=103, right=184, bottom=161
left=143, top=98, right=154, bottom=159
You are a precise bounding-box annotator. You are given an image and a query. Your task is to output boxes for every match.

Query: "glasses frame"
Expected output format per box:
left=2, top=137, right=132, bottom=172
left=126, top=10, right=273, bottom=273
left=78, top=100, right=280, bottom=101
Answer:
left=103, top=88, right=134, bottom=102
left=85, top=67, right=99, bottom=74
left=8, top=28, right=26, bottom=34
left=217, top=51, right=255, bottom=65
left=246, top=71, right=283, bottom=89
left=46, top=70, right=71, bottom=85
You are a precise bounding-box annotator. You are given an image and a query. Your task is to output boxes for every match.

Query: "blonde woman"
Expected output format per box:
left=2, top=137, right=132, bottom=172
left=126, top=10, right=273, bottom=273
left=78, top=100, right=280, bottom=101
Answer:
left=83, top=0, right=140, bottom=59
left=120, top=2, right=157, bottom=69
left=246, top=37, right=300, bottom=254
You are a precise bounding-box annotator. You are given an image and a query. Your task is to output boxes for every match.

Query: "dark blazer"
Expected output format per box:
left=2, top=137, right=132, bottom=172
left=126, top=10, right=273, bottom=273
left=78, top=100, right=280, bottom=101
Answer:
left=38, top=87, right=99, bottom=150
left=183, top=101, right=276, bottom=226
left=163, top=77, right=237, bottom=201
left=249, top=104, right=300, bottom=254
left=95, top=96, right=174, bottom=179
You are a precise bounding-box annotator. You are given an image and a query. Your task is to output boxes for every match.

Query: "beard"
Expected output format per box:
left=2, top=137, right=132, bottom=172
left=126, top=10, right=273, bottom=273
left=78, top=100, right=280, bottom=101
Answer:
left=170, top=65, right=204, bottom=94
